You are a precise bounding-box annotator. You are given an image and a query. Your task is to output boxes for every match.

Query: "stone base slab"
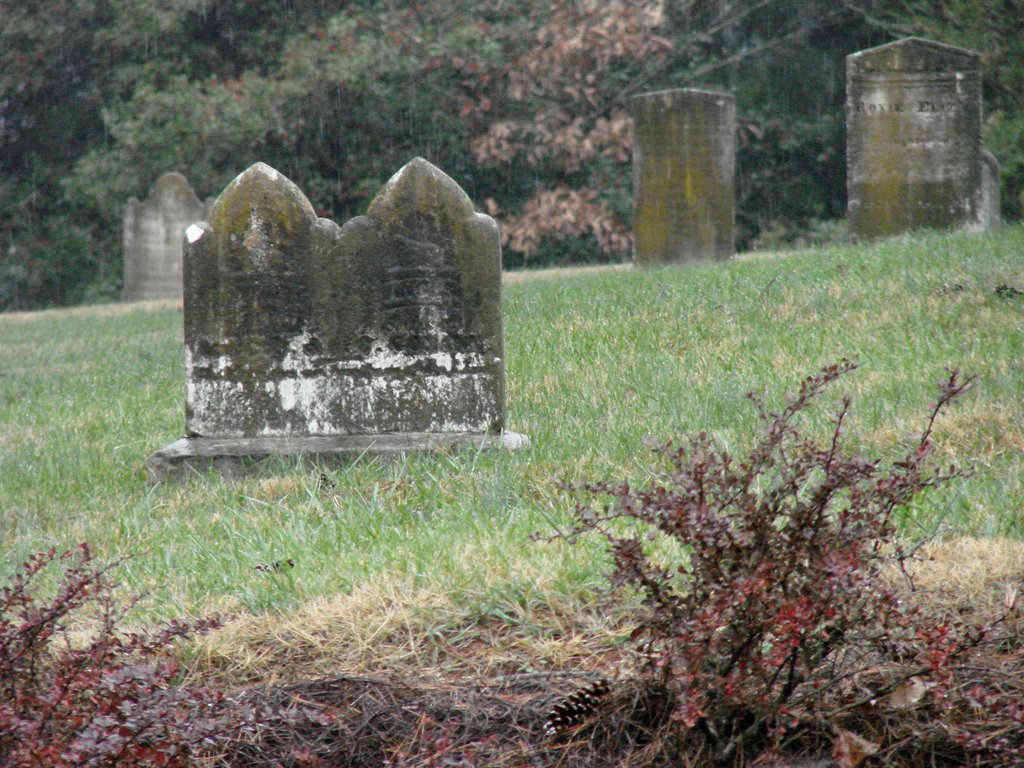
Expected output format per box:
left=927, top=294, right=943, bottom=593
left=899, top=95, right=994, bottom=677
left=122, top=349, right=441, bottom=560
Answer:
left=147, top=431, right=530, bottom=483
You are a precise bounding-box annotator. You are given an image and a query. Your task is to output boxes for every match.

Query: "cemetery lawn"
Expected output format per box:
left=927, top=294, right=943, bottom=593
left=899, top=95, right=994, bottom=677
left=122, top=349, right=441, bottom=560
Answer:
left=2, top=225, right=1023, bottom=684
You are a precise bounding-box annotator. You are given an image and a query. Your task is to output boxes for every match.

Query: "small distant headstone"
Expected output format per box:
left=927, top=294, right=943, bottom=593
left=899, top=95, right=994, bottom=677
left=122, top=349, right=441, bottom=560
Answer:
left=123, top=172, right=210, bottom=302
left=846, top=37, right=995, bottom=238
left=980, top=149, right=1001, bottom=229
left=631, top=87, right=736, bottom=265
left=148, top=158, right=527, bottom=481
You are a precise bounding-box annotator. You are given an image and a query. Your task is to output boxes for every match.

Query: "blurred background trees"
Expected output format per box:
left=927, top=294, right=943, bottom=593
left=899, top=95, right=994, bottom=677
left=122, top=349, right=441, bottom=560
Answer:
left=1, top=0, right=1020, bottom=309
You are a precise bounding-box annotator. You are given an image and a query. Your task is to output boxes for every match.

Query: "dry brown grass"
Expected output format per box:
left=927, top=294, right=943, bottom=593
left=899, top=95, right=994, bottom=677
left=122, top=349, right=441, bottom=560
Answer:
left=187, top=584, right=637, bottom=688
left=187, top=537, right=1022, bottom=692
left=902, top=536, right=1024, bottom=617
left=193, top=536, right=1024, bottom=767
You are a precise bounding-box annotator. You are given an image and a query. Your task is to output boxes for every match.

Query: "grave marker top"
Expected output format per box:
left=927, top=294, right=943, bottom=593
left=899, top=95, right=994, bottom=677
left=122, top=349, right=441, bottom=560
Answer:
left=846, top=35, right=978, bottom=74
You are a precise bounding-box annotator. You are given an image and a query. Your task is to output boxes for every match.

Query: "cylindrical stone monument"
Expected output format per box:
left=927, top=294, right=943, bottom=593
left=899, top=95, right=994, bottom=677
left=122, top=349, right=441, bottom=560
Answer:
left=631, top=87, right=736, bottom=266
left=846, top=37, right=984, bottom=239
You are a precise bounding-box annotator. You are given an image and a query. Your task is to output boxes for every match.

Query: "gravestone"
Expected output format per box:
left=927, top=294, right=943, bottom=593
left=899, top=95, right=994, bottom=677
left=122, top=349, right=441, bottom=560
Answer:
left=980, top=149, right=1002, bottom=229
left=846, top=37, right=995, bottom=238
left=148, top=158, right=527, bottom=481
left=123, top=172, right=210, bottom=302
left=631, top=87, right=736, bottom=266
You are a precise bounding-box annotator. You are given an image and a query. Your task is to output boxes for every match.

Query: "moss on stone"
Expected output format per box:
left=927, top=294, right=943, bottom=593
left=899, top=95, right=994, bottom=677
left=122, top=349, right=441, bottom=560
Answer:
left=632, top=88, right=735, bottom=266
left=846, top=38, right=983, bottom=238
left=210, top=162, right=317, bottom=242
left=184, top=158, right=506, bottom=438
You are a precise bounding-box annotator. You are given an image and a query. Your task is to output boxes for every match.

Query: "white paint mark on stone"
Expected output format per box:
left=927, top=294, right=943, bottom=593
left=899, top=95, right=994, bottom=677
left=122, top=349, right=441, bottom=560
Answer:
left=282, top=330, right=315, bottom=372
left=186, top=370, right=500, bottom=437
left=185, top=223, right=205, bottom=244
left=359, top=346, right=487, bottom=372
left=257, top=164, right=281, bottom=181
left=431, top=352, right=453, bottom=372
left=278, top=379, right=297, bottom=411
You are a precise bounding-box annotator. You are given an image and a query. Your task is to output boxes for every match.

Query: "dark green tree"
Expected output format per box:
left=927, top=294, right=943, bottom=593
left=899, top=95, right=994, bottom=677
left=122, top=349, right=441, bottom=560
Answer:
left=0, top=0, right=338, bottom=309
left=2, top=0, right=1021, bottom=309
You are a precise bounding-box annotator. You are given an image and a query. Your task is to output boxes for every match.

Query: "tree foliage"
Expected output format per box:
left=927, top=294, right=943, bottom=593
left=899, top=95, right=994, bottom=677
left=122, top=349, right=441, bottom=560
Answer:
left=1, top=0, right=1021, bottom=309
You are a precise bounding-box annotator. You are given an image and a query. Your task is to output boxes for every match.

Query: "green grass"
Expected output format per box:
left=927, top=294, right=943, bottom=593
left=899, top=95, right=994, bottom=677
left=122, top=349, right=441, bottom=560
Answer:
left=2, top=226, right=1023, bottom=646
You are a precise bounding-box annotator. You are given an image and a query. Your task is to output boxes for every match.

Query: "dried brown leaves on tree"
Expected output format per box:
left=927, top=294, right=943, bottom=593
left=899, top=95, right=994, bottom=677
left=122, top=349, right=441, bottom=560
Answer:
left=471, top=0, right=669, bottom=260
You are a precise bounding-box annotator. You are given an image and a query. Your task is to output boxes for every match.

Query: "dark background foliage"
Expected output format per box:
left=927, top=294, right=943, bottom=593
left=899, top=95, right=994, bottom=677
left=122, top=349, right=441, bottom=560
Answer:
left=1, top=0, right=1021, bottom=310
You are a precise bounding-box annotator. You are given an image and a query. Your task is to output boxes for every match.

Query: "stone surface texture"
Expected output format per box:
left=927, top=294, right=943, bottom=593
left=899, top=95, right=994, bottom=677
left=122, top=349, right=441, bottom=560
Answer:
left=182, top=158, right=505, bottom=439
left=632, top=87, right=736, bottom=266
left=846, top=37, right=986, bottom=238
left=123, top=172, right=210, bottom=302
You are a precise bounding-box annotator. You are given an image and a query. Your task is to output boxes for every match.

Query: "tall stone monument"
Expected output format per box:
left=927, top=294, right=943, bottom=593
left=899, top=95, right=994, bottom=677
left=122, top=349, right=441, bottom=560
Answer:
left=148, top=158, right=527, bottom=480
left=123, top=172, right=210, bottom=302
left=846, top=37, right=995, bottom=238
left=632, top=88, right=736, bottom=266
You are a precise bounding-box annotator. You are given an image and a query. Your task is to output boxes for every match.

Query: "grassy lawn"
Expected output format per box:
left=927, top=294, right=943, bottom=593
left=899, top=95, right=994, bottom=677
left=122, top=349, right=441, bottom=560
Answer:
left=2, top=225, right=1023, bottom=681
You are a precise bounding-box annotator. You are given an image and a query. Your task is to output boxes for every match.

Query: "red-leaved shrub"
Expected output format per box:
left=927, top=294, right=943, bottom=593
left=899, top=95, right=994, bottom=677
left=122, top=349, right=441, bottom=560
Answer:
left=0, top=544, right=235, bottom=767
left=564, top=362, right=1023, bottom=765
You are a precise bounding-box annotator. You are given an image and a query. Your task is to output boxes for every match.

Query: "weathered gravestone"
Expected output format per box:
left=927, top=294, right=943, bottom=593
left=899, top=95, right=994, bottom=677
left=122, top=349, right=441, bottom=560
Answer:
left=846, top=37, right=997, bottom=238
left=632, top=87, right=736, bottom=266
left=980, top=149, right=1002, bottom=230
left=123, top=172, right=211, bottom=302
left=148, top=158, right=527, bottom=481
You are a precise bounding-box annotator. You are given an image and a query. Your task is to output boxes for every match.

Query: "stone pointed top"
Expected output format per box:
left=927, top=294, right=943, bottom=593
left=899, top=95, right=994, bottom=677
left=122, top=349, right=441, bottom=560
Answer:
left=366, top=157, right=477, bottom=234
left=128, top=171, right=202, bottom=209
left=210, top=162, right=317, bottom=237
left=848, top=36, right=980, bottom=72
left=237, top=161, right=288, bottom=182
left=151, top=171, right=199, bottom=197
